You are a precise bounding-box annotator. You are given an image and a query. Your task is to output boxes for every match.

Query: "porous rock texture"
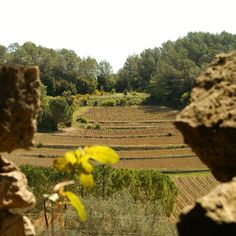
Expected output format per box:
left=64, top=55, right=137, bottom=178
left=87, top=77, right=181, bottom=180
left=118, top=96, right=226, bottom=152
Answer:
left=0, top=156, right=35, bottom=210
left=0, top=65, right=40, bottom=153
left=0, top=211, right=35, bottom=236
left=177, top=178, right=236, bottom=236
left=0, top=65, right=40, bottom=235
left=175, top=51, right=236, bottom=182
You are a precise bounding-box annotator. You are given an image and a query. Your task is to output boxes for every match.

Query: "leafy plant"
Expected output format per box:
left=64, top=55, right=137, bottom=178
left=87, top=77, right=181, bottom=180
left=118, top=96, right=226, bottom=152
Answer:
left=76, top=116, right=88, bottom=124
left=101, top=99, right=116, bottom=107
left=43, top=145, right=119, bottom=223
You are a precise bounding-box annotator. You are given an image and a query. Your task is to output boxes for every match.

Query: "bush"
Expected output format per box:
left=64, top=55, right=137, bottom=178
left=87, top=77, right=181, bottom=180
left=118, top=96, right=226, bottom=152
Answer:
left=66, top=190, right=177, bottom=236
left=123, top=88, right=129, bottom=96
left=116, top=98, right=127, bottom=106
left=111, top=88, right=116, bottom=94
left=86, top=124, right=94, bottom=129
left=93, top=100, right=98, bottom=106
left=101, top=99, right=117, bottom=107
left=20, top=165, right=177, bottom=216
left=94, top=123, right=101, bottom=129
left=37, top=107, right=57, bottom=132
left=37, top=96, right=75, bottom=132
left=77, top=116, right=88, bottom=124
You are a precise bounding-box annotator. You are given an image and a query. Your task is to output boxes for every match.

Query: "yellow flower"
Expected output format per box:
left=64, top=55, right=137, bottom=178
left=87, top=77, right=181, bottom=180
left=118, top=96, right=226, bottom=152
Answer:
left=79, top=173, right=94, bottom=188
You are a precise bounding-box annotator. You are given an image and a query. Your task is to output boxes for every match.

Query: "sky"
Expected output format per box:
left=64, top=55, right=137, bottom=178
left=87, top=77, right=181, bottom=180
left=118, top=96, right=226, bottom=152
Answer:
left=0, top=0, right=235, bottom=72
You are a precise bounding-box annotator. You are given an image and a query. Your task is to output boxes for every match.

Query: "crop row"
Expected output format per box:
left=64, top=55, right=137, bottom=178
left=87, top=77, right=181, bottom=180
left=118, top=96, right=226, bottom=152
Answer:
left=34, top=133, right=184, bottom=146
left=82, top=106, right=177, bottom=122
left=60, top=126, right=178, bottom=137
left=3, top=151, right=204, bottom=171
left=171, top=175, right=219, bottom=218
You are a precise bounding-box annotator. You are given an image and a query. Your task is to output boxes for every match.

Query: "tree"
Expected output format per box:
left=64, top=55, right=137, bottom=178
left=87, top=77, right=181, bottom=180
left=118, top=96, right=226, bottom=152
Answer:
left=116, top=55, right=141, bottom=92
left=0, top=45, right=7, bottom=63
left=97, top=60, right=115, bottom=92
left=76, top=57, right=98, bottom=94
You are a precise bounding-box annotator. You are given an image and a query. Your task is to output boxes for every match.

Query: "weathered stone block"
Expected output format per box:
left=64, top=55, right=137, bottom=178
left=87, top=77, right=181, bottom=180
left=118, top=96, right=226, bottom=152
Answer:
left=0, top=156, right=35, bottom=210
left=0, top=211, right=35, bottom=236
left=0, top=65, right=40, bottom=152
left=175, top=51, right=236, bottom=182
left=177, top=179, right=236, bottom=236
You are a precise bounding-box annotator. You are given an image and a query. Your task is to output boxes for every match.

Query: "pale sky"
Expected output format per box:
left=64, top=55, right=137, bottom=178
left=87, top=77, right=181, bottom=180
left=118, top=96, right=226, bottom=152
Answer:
left=0, top=0, right=235, bottom=72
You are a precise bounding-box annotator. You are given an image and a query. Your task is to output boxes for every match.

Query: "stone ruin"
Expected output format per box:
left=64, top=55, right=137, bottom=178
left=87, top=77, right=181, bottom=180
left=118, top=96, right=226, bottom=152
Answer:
left=175, top=51, right=236, bottom=235
left=0, top=65, right=40, bottom=236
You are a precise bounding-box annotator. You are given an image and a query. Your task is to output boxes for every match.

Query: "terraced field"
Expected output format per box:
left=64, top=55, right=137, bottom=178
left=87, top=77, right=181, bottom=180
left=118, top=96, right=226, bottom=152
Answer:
left=171, top=175, right=219, bottom=219
left=2, top=105, right=219, bottom=218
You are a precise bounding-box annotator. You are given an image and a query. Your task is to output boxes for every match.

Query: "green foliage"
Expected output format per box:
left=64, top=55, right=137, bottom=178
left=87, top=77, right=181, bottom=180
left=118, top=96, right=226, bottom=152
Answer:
left=116, top=31, right=236, bottom=108
left=37, top=106, right=57, bottom=132
left=123, top=88, right=129, bottom=96
left=97, top=60, right=115, bottom=92
left=19, top=165, right=67, bottom=216
left=76, top=116, right=88, bottom=124
left=37, top=96, right=75, bottom=132
left=94, top=123, right=101, bottom=129
left=101, top=99, right=117, bottom=107
left=66, top=190, right=177, bottom=236
left=111, top=88, right=116, bottom=94
left=2, top=31, right=234, bottom=107
left=20, top=165, right=177, bottom=217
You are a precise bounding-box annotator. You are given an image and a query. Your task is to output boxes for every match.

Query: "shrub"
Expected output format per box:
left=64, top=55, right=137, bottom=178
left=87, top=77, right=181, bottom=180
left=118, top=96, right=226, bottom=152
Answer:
left=37, top=96, right=75, bottom=132
left=35, top=142, right=43, bottom=148
left=111, top=88, right=116, bottom=94
left=101, top=99, right=116, bottom=107
left=77, top=116, right=88, bottom=124
left=93, top=100, right=98, bottom=106
left=66, top=190, right=177, bottom=236
left=123, top=88, right=128, bottom=96
left=37, top=107, right=57, bottom=132
left=94, top=123, right=101, bottom=130
left=167, top=132, right=173, bottom=136
left=81, top=98, right=89, bottom=106
left=116, top=98, right=127, bottom=106
left=86, top=124, right=94, bottom=129
left=20, top=165, right=177, bottom=217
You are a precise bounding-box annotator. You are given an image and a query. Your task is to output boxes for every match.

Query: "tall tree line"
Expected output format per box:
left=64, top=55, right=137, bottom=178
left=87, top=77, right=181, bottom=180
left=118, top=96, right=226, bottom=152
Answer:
left=0, top=31, right=236, bottom=108
left=117, top=31, right=236, bottom=107
left=0, top=42, right=115, bottom=96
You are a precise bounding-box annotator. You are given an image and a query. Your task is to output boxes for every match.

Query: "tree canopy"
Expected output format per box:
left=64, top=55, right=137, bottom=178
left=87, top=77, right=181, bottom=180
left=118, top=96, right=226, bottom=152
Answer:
left=1, top=31, right=236, bottom=108
left=117, top=31, right=236, bottom=108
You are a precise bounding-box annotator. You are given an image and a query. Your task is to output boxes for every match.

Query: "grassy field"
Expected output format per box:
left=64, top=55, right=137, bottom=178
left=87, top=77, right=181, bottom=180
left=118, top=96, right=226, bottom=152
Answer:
left=3, top=105, right=219, bottom=219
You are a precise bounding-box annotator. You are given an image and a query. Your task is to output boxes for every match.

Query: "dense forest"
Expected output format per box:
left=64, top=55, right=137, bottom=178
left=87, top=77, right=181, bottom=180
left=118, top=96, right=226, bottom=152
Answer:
left=1, top=31, right=236, bottom=108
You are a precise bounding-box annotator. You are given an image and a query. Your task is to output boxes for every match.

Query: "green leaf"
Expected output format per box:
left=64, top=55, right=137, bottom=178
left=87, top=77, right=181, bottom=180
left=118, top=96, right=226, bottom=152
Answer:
left=84, top=146, right=119, bottom=164
left=64, top=191, right=87, bottom=222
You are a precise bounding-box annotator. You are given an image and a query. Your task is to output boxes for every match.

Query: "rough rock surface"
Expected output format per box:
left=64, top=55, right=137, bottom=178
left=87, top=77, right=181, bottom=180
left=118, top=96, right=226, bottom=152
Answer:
left=0, top=65, right=40, bottom=152
left=175, top=51, right=236, bottom=182
left=177, top=178, right=236, bottom=236
left=0, top=65, right=39, bottom=235
left=0, top=211, right=35, bottom=236
left=0, top=156, right=35, bottom=210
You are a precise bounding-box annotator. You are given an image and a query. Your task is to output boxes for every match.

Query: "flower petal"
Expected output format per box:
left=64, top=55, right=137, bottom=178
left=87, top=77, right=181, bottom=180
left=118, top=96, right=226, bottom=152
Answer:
left=64, top=191, right=87, bottom=222
left=84, top=146, right=119, bottom=164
